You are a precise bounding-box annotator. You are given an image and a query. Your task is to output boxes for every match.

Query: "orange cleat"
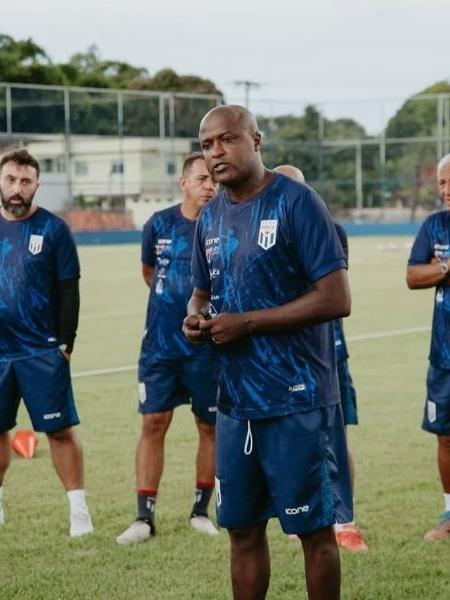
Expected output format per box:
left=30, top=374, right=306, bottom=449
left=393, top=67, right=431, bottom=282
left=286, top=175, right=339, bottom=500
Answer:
left=336, top=524, right=369, bottom=552
left=11, top=430, right=39, bottom=459
left=424, top=512, right=450, bottom=542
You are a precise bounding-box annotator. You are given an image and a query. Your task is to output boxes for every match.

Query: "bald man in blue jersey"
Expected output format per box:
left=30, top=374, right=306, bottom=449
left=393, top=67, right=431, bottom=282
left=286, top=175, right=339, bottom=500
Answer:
left=274, top=164, right=368, bottom=553
left=184, top=106, right=353, bottom=600
left=407, top=153, right=450, bottom=541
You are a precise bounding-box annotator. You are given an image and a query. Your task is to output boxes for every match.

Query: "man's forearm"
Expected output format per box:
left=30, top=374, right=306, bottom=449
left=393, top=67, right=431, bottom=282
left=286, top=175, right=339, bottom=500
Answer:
left=407, top=262, right=449, bottom=289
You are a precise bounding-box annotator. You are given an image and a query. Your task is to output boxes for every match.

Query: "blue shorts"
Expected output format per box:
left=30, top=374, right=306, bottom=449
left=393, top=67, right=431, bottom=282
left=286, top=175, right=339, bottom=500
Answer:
left=423, top=364, right=450, bottom=435
left=0, top=349, right=79, bottom=433
left=215, top=405, right=353, bottom=534
left=337, top=360, right=358, bottom=426
left=138, top=357, right=217, bottom=425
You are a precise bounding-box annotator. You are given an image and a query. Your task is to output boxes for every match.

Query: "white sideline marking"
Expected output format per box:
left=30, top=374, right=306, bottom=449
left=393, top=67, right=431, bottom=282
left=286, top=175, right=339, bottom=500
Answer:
left=348, top=325, right=429, bottom=342
left=72, top=365, right=136, bottom=379
left=71, top=326, right=430, bottom=380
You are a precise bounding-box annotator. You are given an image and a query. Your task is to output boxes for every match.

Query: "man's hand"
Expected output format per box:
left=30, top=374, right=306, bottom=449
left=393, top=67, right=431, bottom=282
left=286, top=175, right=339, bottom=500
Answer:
left=199, top=312, right=251, bottom=345
left=183, top=314, right=207, bottom=343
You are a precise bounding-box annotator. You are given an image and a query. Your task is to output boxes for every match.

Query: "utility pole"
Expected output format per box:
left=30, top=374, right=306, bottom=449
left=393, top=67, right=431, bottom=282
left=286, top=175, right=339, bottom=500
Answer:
left=233, top=80, right=262, bottom=108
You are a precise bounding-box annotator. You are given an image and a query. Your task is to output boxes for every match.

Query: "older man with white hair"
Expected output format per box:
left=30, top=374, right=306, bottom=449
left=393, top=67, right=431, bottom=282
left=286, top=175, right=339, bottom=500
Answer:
left=407, top=153, right=450, bottom=541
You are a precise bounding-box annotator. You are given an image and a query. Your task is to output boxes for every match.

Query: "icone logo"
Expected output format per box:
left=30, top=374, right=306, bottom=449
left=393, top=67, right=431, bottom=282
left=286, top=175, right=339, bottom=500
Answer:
left=285, top=505, right=309, bottom=515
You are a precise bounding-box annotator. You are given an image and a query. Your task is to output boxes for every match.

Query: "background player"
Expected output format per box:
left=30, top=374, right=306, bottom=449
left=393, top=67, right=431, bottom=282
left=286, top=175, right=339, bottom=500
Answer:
left=274, top=164, right=368, bottom=553
left=184, top=106, right=353, bottom=600
left=407, top=153, right=450, bottom=541
left=117, top=152, right=219, bottom=545
left=0, top=149, right=93, bottom=537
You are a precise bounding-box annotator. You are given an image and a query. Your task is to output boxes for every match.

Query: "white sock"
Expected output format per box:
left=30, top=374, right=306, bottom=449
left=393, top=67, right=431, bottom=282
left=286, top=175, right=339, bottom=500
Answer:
left=67, top=489, right=88, bottom=514
left=444, top=493, right=450, bottom=512
left=335, top=521, right=354, bottom=532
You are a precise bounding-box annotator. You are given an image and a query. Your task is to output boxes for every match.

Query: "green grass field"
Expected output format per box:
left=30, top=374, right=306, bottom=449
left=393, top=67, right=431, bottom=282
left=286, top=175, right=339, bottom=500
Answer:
left=1, top=236, right=449, bottom=599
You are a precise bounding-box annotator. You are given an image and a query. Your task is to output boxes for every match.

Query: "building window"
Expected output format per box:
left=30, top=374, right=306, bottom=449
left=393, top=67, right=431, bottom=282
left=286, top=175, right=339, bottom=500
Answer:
left=166, top=161, right=176, bottom=176
left=75, top=161, right=88, bottom=176
left=111, top=160, right=124, bottom=174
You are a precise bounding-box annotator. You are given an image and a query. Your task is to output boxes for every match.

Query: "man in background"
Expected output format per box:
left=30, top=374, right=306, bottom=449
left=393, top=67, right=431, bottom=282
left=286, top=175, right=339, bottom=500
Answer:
left=117, top=152, right=219, bottom=545
left=407, top=153, right=450, bottom=541
left=274, top=164, right=368, bottom=553
left=0, top=148, right=93, bottom=537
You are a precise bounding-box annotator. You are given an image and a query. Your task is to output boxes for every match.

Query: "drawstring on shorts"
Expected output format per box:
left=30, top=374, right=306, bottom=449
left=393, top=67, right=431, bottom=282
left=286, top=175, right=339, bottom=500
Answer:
left=244, top=420, right=253, bottom=455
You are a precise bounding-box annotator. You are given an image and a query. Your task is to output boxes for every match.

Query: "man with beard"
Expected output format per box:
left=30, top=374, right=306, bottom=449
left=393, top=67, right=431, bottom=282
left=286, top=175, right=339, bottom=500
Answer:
left=0, top=148, right=93, bottom=537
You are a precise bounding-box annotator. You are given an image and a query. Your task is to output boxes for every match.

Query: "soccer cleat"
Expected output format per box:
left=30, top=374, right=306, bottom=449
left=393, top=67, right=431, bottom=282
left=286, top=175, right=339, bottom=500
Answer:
left=116, top=519, right=155, bottom=545
left=336, top=524, right=369, bottom=552
left=70, top=511, right=94, bottom=538
left=190, top=515, right=219, bottom=535
left=424, top=511, right=450, bottom=541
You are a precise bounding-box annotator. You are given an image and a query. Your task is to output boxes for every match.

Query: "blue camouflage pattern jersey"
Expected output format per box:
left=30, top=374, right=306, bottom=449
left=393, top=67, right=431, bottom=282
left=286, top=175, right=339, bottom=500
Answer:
left=191, top=173, right=347, bottom=420
left=409, top=210, right=450, bottom=369
left=0, top=207, right=80, bottom=360
left=333, top=222, right=350, bottom=363
left=141, top=204, right=210, bottom=360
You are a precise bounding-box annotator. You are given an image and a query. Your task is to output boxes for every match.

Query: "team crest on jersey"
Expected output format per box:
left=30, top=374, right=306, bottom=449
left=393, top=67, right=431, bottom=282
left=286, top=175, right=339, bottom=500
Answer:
left=28, top=234, right=43, bottom=255
left=257, top=220, right=278, bottom=250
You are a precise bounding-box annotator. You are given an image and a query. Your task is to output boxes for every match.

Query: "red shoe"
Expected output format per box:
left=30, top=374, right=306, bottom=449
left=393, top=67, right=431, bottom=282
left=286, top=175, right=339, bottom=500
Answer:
left=336, top=524, right=369, bottom=552
left=424, top=511, right=450, bottom=541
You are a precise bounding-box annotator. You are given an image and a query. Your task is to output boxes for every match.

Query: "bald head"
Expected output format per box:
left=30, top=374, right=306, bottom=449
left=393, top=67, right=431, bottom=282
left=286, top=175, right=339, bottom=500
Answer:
left=273, top=164, right=305, bottom=183
left=200, top=105, right=259, bottom=137
left=198, top=104, right=265, bottom=191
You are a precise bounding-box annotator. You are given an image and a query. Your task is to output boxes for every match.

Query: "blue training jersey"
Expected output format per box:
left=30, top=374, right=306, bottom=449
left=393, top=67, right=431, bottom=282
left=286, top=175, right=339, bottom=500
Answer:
left=408, top=210, right=450, bottom=369
left=0, top=207, right=80, bottom=360
left=333, top=222, right=350, bottom=363
left=141, top=203, right=211, bottom=360
left=191, top=173, right=347, bottom=420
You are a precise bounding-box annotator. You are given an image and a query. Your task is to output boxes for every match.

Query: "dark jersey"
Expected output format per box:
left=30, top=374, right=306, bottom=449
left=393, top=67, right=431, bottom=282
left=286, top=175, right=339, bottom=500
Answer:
left=0, top=207, right=80, bottom=360
left=333, top=222, right=350, bottom=363
left=141, top=204, right=210, bottom=360
left=408, top=210, right=450, bottom=368
left=191, top=173, right=347, bottom=420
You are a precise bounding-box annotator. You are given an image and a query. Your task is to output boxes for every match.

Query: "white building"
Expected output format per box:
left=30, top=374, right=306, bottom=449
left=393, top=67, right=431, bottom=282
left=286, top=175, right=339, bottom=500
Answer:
left=26, top=135, right=195, bottom=228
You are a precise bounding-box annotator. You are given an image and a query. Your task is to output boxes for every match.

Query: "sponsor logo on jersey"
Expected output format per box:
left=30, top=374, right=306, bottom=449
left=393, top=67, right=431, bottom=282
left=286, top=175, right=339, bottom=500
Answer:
left=206, top=237, right=220, bottom=246
left=43, top=412, right=61, bottom=420
left=436, top=288, right=444, bottom=304
left=29, top=234, right=44, bottom=255
left=157, top=239, right=172, bottom=244
left=285, top=505, right=310, bottom=515
left=206, top=246, right=219, bottom=264
left=289, top=383, right=306, bottom=392
left=434, top=244, right=449, bottom=251
left=258, top=220, right=278, bottom=250
left=209, top=268, right=220, bottom=279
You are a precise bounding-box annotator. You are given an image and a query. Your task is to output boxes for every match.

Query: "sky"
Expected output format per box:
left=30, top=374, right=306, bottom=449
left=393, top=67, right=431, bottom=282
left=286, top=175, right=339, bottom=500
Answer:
left=3, top=0, right=449, bottom=133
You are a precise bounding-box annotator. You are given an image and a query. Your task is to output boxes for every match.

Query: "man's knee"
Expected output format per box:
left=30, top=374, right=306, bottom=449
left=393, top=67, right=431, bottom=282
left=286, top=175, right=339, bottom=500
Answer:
left=47, top=426, right=76, bottom=443
left=438, top=435, right=450, bottom=450
left=141, top=411, right=173, bottom=438
left=195, top=417, right=215, bottom=441
left=300, top=525, right=337, bottom=557
left=229, top=523, right=267, bottom=551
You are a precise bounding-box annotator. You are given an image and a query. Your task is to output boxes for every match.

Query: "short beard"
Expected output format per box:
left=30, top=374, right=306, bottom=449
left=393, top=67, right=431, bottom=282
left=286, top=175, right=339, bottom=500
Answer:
left=0, top=192, right=35, bottom=218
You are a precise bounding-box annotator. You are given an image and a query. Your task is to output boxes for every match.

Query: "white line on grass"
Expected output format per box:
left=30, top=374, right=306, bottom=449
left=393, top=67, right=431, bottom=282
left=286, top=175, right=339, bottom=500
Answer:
left=71, top=326, right=430, bottom=379
left=72, top=365, right=136, bottom=379
left=347, top=325, right=430, bottom=342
